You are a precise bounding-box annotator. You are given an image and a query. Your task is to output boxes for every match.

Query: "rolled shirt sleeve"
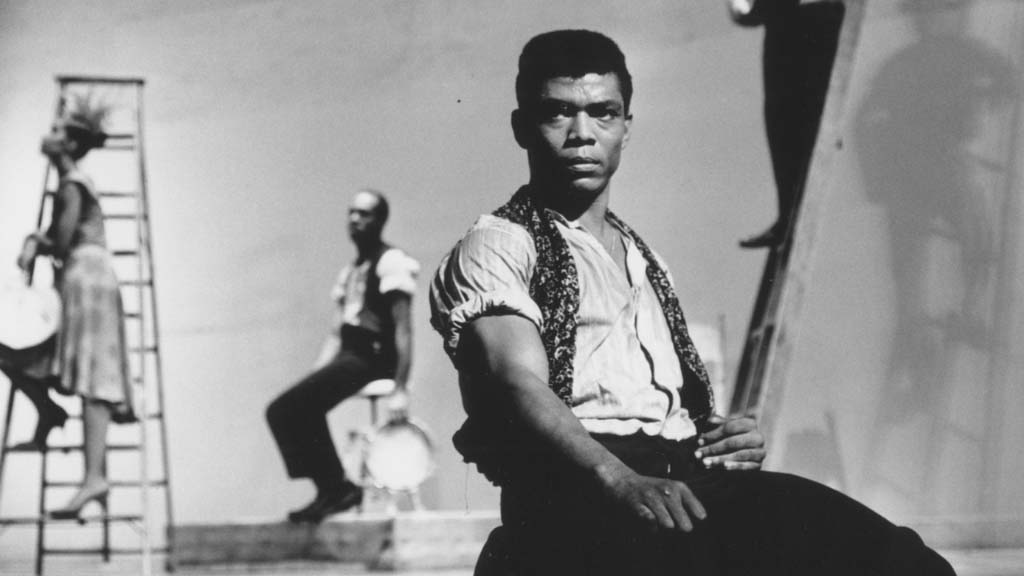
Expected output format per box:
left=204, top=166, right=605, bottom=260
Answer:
left=377, top=248, right=420, bottom=296
left=430, top=215, right=542, bottom=362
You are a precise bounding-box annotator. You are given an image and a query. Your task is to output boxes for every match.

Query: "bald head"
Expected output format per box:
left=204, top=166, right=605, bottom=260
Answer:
left=348, top=189, right=389, bottom=244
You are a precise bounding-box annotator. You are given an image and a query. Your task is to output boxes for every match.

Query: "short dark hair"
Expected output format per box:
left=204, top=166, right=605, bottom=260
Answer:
left=515, top=29, right=633, bottom=113
left=361, top=188, right=390, bottom=224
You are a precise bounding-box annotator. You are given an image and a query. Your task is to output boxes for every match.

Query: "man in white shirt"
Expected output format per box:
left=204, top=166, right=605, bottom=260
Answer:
left=430, top=29, right=955, bottom=575
left=267, top=189, right=419, bottom=523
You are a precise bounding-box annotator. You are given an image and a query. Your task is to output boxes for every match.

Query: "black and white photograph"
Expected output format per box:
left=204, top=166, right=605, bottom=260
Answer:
left=1, top=1, right=1023, bottom=575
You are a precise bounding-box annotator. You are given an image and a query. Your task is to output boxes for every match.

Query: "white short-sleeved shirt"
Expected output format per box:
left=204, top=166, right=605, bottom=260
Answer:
left=430, top=213, right=697, bottom=441
left=332, top=247, right=419, bottom=334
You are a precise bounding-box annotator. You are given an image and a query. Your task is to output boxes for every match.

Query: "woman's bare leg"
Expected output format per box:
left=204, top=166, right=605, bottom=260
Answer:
left=52, top=399, right=111, bottom=515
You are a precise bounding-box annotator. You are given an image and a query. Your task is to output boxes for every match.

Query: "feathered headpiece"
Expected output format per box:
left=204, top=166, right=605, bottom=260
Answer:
left=62, top=92, right=110, bottom=149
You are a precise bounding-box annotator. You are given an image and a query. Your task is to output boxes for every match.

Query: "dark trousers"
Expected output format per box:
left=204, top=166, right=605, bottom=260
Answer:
left=265, top=329, right=389, bottom=490
left=763, top=1, right=845, bottom=221
left=483, top=433, right=955, bottom=576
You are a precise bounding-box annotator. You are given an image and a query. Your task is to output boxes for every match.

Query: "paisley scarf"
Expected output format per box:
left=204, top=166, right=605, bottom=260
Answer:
left=493, top=186, right=714, bottom=423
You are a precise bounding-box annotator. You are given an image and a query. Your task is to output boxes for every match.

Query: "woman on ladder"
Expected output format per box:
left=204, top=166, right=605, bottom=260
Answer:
left=16, top=95, right=135, bottom=519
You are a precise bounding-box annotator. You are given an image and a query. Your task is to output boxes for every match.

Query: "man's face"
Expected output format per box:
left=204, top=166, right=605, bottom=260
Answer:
left=347, top=191, right=383, bottom=242
left=520, top=72, right=632, bottom=198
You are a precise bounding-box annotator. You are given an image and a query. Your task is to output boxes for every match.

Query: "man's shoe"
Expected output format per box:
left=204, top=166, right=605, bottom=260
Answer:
left=739, top=221, right=786, bottom=249
left=288, top=485, right=363, bottom=524
left=287, top=494, right=329, bottom=523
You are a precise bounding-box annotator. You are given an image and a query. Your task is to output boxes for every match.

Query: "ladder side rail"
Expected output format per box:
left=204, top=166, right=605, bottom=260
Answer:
left=134, top=82, right=176, bottom=571
left=757, top=0, right=867, bottom=462
left=729, top=248, right=783, bottom=415
left=35, top=446, right=49, bottom=575
left=132, top=83, right=153, bottom=576
left=0, top=385, right=16, bottom=516
left=28, top=133, right=58, bottom=284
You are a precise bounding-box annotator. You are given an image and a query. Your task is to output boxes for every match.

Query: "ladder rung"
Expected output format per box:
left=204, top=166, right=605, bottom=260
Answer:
left=43, top=546, right=171, bottom=555
left=49, top=513, right=142, bottom=524
left=58, top=74, right=145, bottom=86
left=102, top=141, right=137, bottom=152
left=41, top=443, right=143, bottom=453
left=45, top=479, right=169, bottom=488
left=124, top=312, right=141, bottom=319
left=119, top=279, right=152, bottom=287
left=1, top=513, right=144, bottom=526
left=129, top=345, right=158, bottom=354
left=112, top=250, right=140, bottom=257
left=104, top=213, right=141, bottom=221
left=44, top=190, right=138, bottom=198
left=62, top=411, right=164, bottom=421
left=0, top=517, right=46, bottom=526
left=4, top=444, right=51, bottom=454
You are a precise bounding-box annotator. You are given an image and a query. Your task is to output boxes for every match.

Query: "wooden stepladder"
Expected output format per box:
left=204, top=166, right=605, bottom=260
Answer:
left=0, top=76, right=174, bottom=575
left=728, top=0, right=868, bottom=451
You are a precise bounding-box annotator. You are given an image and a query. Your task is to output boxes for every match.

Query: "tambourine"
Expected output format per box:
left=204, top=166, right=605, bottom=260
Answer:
left=362, top=416, right=436, bottom=492
left=0, top=274, right=60, bottom=370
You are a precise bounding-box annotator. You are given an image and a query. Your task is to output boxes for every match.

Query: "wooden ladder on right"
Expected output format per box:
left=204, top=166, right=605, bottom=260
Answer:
left=729, top=0, right=868, bottom=452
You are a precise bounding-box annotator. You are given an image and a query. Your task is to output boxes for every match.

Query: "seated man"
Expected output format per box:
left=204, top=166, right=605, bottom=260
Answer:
left=267, top=189, right=418, bottom=523
left=430, top=29, right=955, bottom=575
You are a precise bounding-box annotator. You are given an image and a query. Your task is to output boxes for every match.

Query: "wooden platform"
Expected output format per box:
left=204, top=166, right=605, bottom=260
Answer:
left=172, top=510, right=500, bottom=571
left=159, top=512, right=1024, bottom=573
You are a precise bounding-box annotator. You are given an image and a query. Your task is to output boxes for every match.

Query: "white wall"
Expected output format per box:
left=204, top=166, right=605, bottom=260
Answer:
left=774, top=0, right=1024, bottom=531
left=1, top=0, right=1021, bottom=546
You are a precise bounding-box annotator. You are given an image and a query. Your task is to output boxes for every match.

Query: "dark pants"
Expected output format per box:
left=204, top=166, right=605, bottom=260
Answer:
left=481, top=433, right=955, bottom=576
left=265, top=327, right=390, bottom=490
left=763, top=1, right=845, bottom=222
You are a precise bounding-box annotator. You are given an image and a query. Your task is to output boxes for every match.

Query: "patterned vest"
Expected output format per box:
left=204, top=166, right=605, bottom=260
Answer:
left=451, top=187, right=715, bottom=485
left=492, top=186, right=714, bottom=423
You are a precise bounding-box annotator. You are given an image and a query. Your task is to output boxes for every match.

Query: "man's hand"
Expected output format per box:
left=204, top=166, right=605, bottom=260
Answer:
left=596, top=460, right=706, bottom=533
left=696, top=415, right=766, bottom=471
left=386, top=387, right=410, bottom=421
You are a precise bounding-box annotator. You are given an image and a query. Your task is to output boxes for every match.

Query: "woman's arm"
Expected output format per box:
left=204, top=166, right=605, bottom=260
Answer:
left=43, top=181, right=83, bottom=259
left=17, top=182, right=81, bottom=271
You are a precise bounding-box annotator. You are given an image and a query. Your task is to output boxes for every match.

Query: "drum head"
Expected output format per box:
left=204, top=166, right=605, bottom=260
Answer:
left=0, top=276, right=60, bottom=351
left=364, top=418, right=435, bottom=491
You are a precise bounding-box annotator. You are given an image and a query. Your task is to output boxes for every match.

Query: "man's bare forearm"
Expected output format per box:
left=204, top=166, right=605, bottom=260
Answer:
left=390, top=295, right=413, bottom=389
left=461, top=314, right=707, bottom=531
left=461, top=316, right=629, bottom=482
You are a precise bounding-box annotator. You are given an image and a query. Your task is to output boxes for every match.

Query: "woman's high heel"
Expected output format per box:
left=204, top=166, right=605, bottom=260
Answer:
left=48, top=482, right=110, bottom=521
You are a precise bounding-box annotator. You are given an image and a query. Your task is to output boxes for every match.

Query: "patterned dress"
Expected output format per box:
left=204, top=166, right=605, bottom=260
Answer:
left=49, top=171, right=133, bottom=420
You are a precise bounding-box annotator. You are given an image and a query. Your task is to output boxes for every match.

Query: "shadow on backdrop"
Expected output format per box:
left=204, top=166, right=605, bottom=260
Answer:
left=853, top=0, right=1018, bottom=515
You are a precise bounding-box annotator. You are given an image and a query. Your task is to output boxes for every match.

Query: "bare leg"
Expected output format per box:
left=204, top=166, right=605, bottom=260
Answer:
left=740, top=2, right=844, bottom=249
left=81, top=400, right=111, bottom=489
left=50, top=399, right=111, bottom=518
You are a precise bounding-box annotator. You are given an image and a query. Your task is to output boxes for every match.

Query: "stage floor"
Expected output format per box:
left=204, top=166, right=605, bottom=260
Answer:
left=3, top=549, right=1024, bottom=576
